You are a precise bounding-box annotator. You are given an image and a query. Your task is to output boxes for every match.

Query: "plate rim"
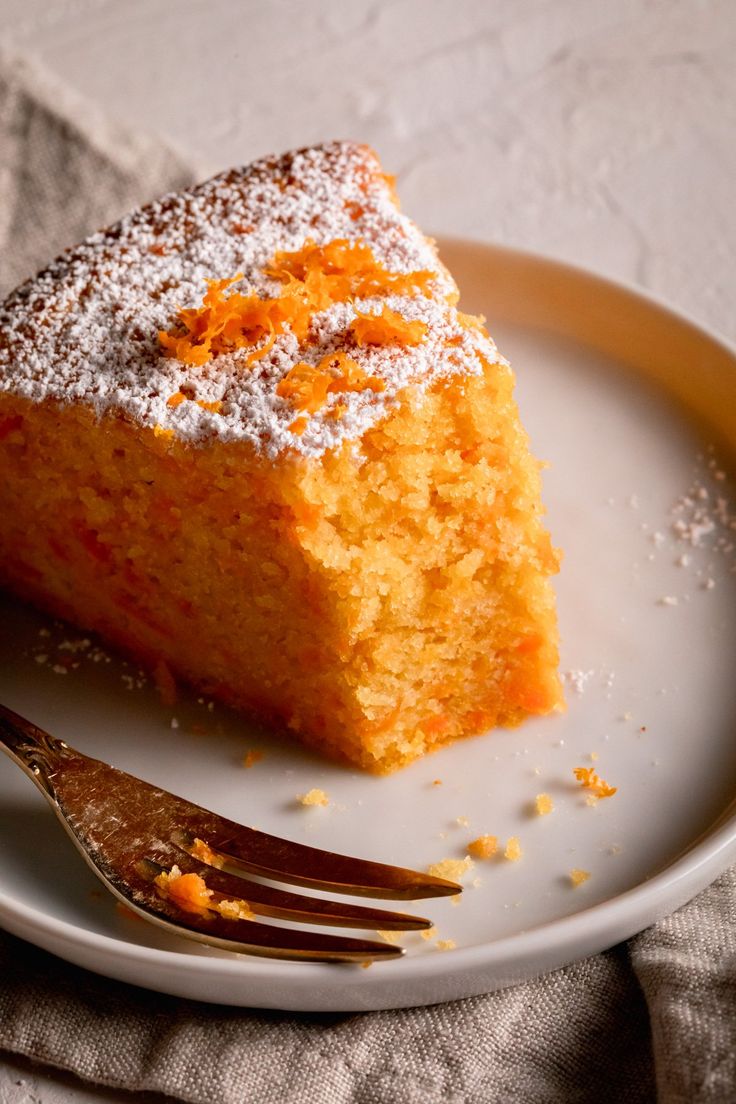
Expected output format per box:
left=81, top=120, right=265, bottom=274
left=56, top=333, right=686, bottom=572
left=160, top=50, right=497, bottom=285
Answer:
left=2, top=237, right=735, bottom=1011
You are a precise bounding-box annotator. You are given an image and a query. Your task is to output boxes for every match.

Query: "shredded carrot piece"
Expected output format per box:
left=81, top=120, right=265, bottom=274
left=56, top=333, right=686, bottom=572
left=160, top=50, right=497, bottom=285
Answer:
left=350, top=306, right=428, bottom=347
left=570, top=868, right=591, bottom=887
left=573, top=767, right=617, bottom=799
left=166, top=391, right=186, bottom=408
left=153, top=424, right=174, bottom=440
left=196, top=399, right=223, bottom=413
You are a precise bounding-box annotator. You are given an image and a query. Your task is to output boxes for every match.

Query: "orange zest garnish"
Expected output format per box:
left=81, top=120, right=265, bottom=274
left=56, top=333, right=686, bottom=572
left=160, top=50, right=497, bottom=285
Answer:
left=350, top=306, right=427, bottom=347
left=277, top=362, right=332, bottom=413
left=457, top=311, right=488, bottom=334
left=265, top=238, right=434, bottom=301
left=573, top=766, right=617, bottom=799
left=326, top=353, right=386, bottom=395
left=288, top=416, right=309, bottom=436
left=158, top=273, right=294, bottom=367
left=159, top=240, right=435, bottom=368
left=277, top=351, right=385, bottom=424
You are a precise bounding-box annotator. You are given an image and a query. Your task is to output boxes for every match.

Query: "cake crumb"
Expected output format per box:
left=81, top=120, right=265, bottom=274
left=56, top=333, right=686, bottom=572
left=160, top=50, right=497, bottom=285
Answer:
left=590, top=752, right=599, bottom=762
left=420, top=926, right=438, bottom=941
left=535, top=793, right=554, bottom=816
left=377, top=929, right=402, bottom=945
left=432, top=779, right=443, bottom=786
left=427, top=855, right=474, bottom=882
left=298, top=788, right=329, bottom=807
left=243, top=749, right=264, bottom=769
left=218, top=898, right=255, bottom=920
left=504, top=837, right=523, bottom=862
left=570, top=868, right=590, bottom=887
left=658, top=596, right=679, bottom=607
left=455, top=815, right=470, bottom=827
left=170, top=717, right=180, bottom=729
left=191, top=837, right=225, bottom=869
left=436, top=939, right=456, bottom=951
left=467, top=835, right=498, bottom=860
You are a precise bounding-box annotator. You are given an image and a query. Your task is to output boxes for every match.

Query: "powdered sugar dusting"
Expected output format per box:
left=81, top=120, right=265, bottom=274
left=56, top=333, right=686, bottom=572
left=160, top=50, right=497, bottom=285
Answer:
left=0, top=141, right=501, bottom=458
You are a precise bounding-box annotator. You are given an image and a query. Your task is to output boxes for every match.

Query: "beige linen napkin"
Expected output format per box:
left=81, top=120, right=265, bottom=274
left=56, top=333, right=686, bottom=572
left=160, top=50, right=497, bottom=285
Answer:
left=0, top=44, right=734, bottom=1104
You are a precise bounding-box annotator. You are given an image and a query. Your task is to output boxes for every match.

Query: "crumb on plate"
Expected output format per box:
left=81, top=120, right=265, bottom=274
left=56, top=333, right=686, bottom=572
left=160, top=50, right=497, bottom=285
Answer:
left=298, top=788, right=329, bottom=807
left=573, top=766, right=617, bottom=799
left=504, top=837, right=523, bottom=862
left=467, top=835, right=498, bottom=860
left=427, top=855, right=474, bottom=882
left=535, top=793, right=554, bottom=816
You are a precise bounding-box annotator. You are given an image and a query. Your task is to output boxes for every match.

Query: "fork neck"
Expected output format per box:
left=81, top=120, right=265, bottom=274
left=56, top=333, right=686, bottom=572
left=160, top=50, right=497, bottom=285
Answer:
left=0, top=703, right=71, bottom=797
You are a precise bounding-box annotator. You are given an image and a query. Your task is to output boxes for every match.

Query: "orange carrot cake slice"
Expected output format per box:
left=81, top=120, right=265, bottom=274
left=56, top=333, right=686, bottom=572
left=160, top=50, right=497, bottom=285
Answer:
left=0, top=141, right=563, bottom=772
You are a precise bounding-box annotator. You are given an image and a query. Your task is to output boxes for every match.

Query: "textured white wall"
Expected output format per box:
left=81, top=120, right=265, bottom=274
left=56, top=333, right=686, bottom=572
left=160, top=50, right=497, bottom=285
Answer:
left=2, top=0, right=735, bottom=337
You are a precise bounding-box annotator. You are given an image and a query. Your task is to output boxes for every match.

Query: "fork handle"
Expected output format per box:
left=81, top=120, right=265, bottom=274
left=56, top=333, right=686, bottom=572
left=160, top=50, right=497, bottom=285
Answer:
left=0, top=703, right=71, bottom=798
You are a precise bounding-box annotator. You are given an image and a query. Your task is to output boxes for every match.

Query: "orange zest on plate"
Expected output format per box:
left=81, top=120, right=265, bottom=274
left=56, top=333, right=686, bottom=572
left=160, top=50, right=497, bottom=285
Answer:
left=573, top=766, right=618, bottom=799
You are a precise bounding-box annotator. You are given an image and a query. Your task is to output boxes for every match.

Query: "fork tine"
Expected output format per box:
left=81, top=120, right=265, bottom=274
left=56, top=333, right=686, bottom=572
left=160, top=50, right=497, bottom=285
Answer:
left=165, top=844, right=433, bottom=931
left=196, top=822, right=461, bottom=900
left=124, top=860, right=403, bottom=962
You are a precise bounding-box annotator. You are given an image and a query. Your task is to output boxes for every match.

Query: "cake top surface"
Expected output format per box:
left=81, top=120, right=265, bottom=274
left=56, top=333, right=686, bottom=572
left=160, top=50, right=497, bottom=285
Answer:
left=0, top=141, right=502, bottom=458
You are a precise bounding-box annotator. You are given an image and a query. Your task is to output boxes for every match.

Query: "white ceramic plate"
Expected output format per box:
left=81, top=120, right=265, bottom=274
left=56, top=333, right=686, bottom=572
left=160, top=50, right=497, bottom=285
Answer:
left=1, top=240, right=735, bottom=1012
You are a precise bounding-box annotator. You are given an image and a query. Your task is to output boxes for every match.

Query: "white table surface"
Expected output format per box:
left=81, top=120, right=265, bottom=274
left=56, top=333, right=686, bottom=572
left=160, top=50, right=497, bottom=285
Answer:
left=0, top=1, right=734, bottom=1100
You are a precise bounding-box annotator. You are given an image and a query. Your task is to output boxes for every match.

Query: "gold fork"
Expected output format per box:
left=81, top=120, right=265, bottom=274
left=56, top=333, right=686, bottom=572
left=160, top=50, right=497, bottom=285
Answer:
left=0, top=704, right=460, bottom=963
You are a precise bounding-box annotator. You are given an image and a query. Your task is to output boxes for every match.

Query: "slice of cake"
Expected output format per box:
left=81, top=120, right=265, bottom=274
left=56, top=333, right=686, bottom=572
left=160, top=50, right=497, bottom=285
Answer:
left=0, top=141, right=563, bottom=772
